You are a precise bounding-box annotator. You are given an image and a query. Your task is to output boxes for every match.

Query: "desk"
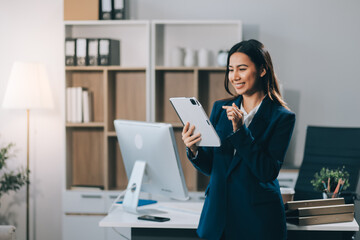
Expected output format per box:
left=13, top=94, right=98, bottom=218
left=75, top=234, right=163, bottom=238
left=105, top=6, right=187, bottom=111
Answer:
left=100, top=201, right=359, bottom=240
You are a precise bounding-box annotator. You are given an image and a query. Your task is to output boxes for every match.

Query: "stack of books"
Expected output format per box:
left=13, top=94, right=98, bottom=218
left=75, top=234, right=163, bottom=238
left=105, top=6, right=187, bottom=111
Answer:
left=285, top=198, right=354, bottom=226
left=66, top=87, right=93, bottom=123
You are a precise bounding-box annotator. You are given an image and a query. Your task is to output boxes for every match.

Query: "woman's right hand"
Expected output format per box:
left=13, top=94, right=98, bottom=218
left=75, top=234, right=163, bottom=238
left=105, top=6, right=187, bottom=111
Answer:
left=182, top=122, right=201, bottom=156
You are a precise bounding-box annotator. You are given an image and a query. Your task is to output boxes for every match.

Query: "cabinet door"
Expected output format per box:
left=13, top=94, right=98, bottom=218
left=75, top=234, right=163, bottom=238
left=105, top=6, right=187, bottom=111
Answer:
left=63, top=215, right=106, bottom=240
left=106, top=227, right=131, bottom=240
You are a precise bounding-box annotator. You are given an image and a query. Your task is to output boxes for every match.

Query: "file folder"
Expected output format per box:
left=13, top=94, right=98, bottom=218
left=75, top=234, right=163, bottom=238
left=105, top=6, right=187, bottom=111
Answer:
left=65, top=39, right=76, bottom=66
left=99, top=39, right=120, bottom=66
left=87, top=39, right=99, bottom=66
left=113, top=0, right=125, bottom=19
left=100, top=0, right=112, bottom=20
left=76, top=38, right=87, bottom=66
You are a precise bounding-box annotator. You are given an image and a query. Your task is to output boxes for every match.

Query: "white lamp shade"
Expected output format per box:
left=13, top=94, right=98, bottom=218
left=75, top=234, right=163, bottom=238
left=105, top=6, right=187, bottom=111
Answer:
left=2, top=62, right=54, bottom=109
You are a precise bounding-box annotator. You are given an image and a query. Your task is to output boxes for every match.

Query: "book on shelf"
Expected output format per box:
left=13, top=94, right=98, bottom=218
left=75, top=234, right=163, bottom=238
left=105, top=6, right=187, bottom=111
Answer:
left=65, top=38, right=76, bottom=66
left=285, top=198, right=354, bottom=226
left=286, top=204, right=354, bottom=217
left=76, top=38, right=87, bottom=66
left=286, top=212, right=354, bottom=226
left=87, top=39, right=99, bottom=66
left=66, top=87, right=93, bottom=123
left=82, top=90, right=93, bottom=123
left=285, top=198, right=345, bottom=210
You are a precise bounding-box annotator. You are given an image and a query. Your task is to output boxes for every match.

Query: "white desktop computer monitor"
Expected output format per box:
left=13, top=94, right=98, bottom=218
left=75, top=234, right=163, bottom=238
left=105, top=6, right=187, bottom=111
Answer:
left=114, top=120, right=189, bottom=214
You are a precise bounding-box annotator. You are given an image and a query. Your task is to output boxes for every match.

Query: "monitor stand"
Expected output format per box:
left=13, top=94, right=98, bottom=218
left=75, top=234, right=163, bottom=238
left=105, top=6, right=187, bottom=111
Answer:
left=123, top=160, right=166, bottom=215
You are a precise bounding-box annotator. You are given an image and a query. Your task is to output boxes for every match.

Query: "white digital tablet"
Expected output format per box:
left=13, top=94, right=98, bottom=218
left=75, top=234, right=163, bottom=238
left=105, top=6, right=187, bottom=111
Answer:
left=169, top=97, right=220, bottom=147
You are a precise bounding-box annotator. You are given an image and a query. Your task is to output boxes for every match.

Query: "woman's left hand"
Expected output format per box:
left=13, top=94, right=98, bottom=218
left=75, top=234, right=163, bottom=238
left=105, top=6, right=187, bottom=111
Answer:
left=222, top=103, right=244, bottom=132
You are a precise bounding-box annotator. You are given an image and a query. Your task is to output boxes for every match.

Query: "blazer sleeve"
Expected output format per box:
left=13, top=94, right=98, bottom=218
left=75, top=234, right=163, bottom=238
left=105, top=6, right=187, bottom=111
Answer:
left=186, top=101, right=222, bottom=176
left=228, top=111, right=295, bottom=183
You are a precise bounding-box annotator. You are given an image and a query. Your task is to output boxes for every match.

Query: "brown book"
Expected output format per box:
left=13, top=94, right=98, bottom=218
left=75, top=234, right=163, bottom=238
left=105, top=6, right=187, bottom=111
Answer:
left=286, top=204, right=354, bottom=217
left=285, top=198, right=345, bottom=210
left=287, top=212, right=354, bottom=226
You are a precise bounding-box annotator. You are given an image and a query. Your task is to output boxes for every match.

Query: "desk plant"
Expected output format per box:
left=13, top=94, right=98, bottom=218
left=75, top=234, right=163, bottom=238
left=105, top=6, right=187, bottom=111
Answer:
left=311, top=166, right=350, bottom=198
left=0, top=142, right=29, bottom=204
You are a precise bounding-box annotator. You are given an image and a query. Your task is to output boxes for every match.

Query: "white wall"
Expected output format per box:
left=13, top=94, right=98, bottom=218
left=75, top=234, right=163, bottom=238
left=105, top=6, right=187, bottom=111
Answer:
left=0, top=0, right=64, bottom=240
left=0, top=1, right=360, bottom=240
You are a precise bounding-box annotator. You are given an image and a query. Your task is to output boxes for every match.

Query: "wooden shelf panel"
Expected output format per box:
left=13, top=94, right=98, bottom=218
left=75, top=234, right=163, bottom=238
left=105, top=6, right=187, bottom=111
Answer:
left=66, top=66, right=146, bottom=71
left=66, top=128, right=104, bottom=188
left=107, top=71, right=147, bottom=131
left=155, top=71, right=196, bottom=122
left=173, top=129, right=198, bottom=191
left=107, top=131, right=117, bottom=137
left=198, top=70, right=233, bottom=115
left=108, top=138, right=128, bottom=190
left=66, top=122, right=104, bottom=127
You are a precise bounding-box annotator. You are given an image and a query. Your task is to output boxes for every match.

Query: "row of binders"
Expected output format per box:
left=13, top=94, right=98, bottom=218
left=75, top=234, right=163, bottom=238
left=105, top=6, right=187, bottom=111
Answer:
left=65, top=38, right=120, bottom=66
left=100, top=0, right=127, bottom=20
left=66, top=87, right=93, bottom=123
left=285, top=198, right=354, bottom=226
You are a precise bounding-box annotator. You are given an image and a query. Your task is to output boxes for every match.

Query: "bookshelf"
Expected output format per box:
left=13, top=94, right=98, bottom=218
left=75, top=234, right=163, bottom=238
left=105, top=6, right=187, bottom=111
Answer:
left=63, top=19, right=242, bottom=240
left=64, top=21, right=150, bottom=191
left=64, top=20, right=242, bottom=191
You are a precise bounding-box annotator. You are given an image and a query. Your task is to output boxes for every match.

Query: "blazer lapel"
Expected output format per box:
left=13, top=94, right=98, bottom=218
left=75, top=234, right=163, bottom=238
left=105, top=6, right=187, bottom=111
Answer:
left=226, top=95, right=273, bottom=176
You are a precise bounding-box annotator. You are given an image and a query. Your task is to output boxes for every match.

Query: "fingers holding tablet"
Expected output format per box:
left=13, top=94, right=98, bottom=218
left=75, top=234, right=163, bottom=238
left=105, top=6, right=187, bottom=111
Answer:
left=182, top=122, right=201, bottom=155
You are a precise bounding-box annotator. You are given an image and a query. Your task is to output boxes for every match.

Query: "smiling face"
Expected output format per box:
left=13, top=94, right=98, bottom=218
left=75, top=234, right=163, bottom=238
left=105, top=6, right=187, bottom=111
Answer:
left=228, top=52, right=265, bottom=97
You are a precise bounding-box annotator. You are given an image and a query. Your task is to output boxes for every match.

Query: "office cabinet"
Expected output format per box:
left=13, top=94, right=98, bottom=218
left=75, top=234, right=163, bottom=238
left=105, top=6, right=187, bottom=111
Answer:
left=63, top=19, right=242, bottom=240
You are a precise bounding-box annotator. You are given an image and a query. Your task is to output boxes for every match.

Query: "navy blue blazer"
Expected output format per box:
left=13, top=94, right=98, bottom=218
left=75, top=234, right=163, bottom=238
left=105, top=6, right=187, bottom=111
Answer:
left=187, top=95, right=295, bottom=240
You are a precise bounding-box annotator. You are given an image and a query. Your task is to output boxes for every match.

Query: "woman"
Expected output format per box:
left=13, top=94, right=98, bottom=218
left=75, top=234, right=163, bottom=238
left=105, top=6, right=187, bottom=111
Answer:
left=182, top=39, right=295, bottom=240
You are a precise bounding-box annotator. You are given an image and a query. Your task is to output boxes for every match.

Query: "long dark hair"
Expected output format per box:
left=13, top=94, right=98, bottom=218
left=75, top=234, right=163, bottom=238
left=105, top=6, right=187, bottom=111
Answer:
left=224, top=39, right=288, bottom=109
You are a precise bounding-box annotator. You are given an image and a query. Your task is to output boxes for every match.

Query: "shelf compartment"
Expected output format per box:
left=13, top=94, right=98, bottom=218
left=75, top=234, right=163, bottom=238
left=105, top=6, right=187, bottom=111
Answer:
left=107, top=70, right=147, bottom=132
left=198, top=69, right=234, bottom=115
left=153, top=20, right=242, bottom=67
left=65, top=21, right=149, bottom=67
left=66, top=128, right=104, bottom=189
left=107, top=138, right=128, bottom=190
left=155, top=70, right=196, bottom=123
left=66, top=70, right=104, bottom=123
left=173, top=129, right=197, bottom=191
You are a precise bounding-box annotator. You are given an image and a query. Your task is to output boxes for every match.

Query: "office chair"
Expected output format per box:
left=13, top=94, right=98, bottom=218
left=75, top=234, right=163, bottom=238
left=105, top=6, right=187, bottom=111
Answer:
left=294, top=126, right=360, bottom=202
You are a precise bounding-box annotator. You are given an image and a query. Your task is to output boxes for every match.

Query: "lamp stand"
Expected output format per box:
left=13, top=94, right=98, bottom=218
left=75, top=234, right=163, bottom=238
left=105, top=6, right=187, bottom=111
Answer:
left=26, top=109, right=30, bottom=240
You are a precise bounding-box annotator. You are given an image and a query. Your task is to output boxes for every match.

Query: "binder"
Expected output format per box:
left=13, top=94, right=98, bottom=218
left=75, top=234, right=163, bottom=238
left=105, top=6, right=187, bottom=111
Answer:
left=113, top=0, right=125, bottom=19
left=100, top=0, right=112, bottom=20
left=87, top=39, right=99, bottom=66
left=286, top=204, right=354, bottom=217
left=285, top=198, right=345, bottom=210
left=65, top=39, right=76, bottom=66
left=286, top=212, right=354, bottom=226
left=82, top=90, right=93, bottom=123
left=99, top=39, right=120, bottom=66
left=76, top=38, right=87, bottom=66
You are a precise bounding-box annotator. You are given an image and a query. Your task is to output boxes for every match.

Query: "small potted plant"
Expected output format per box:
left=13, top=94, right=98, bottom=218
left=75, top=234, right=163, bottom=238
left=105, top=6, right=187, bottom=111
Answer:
left=0, top=141, right=29, bottom=207
left=311, top=166, right=350, bottom=198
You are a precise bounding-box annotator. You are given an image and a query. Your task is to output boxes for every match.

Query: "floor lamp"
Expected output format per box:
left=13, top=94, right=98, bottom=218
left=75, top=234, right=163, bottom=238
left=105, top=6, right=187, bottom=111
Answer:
left=2, top=62, right=53, bottom=240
